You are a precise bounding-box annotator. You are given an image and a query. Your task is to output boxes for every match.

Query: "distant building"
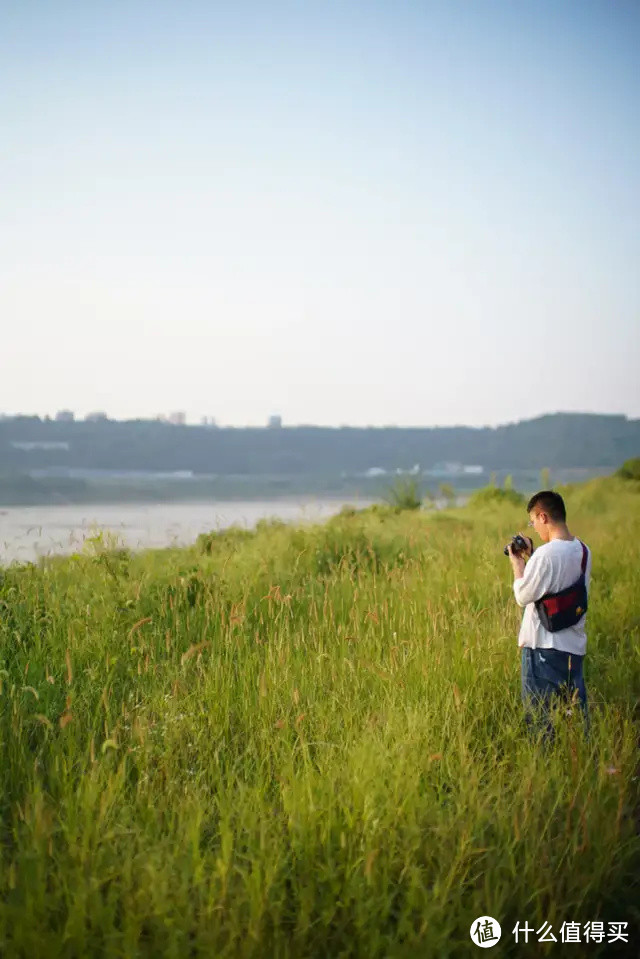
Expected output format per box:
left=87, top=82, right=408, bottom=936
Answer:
left=55, top=410, right=75, bottom=422
left=167, top=411, right=186, bottom=425
left=85, top=411, right=108, bottom=422
left=201, top=416, right=218, bottom=427
left=268, top=415, right=282, bottom=429
left=463, top=465, right=483, bottom=474
left=424, top=462, right=463, bottom=477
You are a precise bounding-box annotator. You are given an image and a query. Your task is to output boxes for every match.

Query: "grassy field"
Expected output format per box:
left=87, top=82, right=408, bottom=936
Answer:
left=0, top=478, right=638, bottom=957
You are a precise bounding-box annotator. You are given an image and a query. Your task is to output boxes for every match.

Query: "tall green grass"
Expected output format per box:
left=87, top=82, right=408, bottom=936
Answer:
left=0, top=480, right=638, bottom=957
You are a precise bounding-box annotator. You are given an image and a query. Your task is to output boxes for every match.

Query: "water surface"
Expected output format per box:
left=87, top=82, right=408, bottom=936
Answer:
left=0, top=497, right=377, bottom=566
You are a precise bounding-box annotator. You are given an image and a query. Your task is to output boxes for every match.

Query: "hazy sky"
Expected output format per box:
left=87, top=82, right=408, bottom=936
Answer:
left=2, top=0, right=638, bottom=427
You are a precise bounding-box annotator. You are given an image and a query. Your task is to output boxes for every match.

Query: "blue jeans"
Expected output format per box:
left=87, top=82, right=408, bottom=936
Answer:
left=521, top=647, right=589, bottom=742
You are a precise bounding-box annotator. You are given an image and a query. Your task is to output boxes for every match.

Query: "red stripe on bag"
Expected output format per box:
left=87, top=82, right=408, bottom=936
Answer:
left=542, top=589, right=582, bottom=616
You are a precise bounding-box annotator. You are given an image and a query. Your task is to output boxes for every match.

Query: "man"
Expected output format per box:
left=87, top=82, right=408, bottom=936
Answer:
left=507, top=490, right=591, bottom=739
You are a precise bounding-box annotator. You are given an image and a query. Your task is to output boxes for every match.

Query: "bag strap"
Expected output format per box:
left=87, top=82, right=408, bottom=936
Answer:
left=579, top=540, right=588, bottom=575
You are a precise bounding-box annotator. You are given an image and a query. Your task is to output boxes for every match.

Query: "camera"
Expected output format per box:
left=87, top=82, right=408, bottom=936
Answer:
left=503, top=534, right=530, bottom=557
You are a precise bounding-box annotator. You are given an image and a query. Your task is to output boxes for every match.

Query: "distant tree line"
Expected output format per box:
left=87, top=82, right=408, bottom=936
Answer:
left=1, top=412, right=638, bottom=475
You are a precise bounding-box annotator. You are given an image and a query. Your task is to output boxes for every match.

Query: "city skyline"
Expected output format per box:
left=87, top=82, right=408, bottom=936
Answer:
left=0, top=406, right=636, bottom=431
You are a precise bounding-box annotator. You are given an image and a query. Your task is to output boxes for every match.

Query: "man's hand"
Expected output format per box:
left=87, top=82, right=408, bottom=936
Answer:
left=508, top=543, right=526, bottom=580
left=518, top=534, right=534, bottom=559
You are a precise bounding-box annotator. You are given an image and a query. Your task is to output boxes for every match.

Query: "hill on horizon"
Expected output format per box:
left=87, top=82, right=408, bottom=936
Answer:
left=1, top=411, right=638, bottom=475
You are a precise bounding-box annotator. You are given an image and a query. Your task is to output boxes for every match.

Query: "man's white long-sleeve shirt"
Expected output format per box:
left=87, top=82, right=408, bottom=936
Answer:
left=513, top=537, right=591, bottom=655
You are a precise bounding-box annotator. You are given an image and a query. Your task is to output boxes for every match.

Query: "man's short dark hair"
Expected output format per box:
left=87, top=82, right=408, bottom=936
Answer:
left=526, top=490, right=566, bottom=522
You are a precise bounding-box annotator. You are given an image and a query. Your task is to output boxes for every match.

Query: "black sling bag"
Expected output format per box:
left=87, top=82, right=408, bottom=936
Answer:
left=535, top=541, right=588, bottom=633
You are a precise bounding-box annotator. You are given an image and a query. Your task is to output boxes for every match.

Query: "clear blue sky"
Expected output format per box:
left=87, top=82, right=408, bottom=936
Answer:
left=1, top=0, right=638, bottom=426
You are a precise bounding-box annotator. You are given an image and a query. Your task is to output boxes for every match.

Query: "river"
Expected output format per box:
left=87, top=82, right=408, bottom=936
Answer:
left=0, top=497, right=380, bottom=566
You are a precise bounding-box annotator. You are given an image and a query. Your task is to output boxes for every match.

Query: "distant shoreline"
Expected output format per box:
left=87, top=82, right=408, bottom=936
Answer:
left=0, top=467, right=613, bottom=508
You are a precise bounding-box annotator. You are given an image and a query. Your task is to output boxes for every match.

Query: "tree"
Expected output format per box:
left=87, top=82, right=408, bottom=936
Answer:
left=616, top=458, right=640, bottom=480
left=385, top=478, right=423, bottom=511
left=438, top=482, right=455, bottom=506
